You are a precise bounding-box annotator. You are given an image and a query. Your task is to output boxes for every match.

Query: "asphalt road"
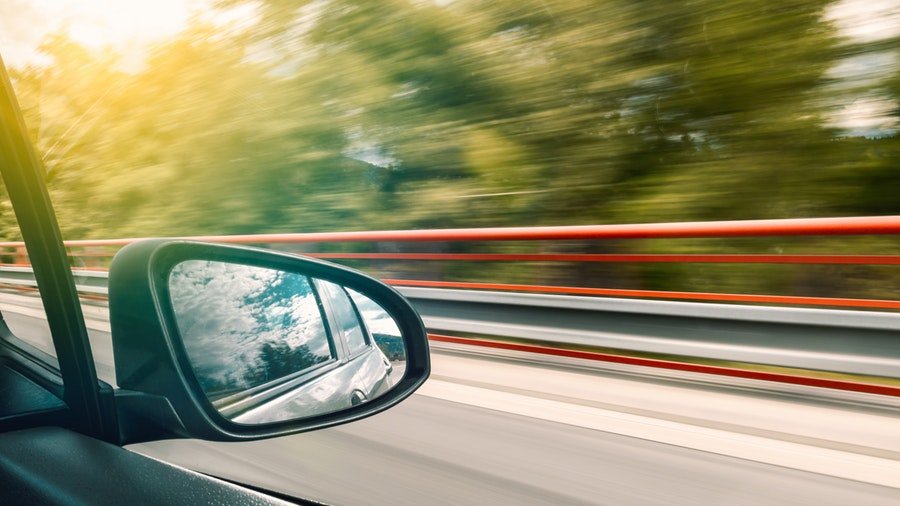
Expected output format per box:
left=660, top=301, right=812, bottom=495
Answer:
left=131, top=392, right=900, bottom=506
left=2, top=293, right=899, bottom=505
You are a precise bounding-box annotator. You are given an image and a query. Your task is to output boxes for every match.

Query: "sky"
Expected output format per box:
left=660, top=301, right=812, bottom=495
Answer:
left=825, top=0, right=900, bottom=135
left=827, top=0, right=900, bottom=42
left=0, top=0, right=257, bottom=70
left=0, top=0, right=897, bottom=134
left=1, top=0, right=894, bottom=65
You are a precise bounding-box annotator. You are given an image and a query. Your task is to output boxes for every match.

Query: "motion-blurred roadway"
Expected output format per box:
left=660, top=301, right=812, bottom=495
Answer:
left=2, top=292, right=898, bottom=505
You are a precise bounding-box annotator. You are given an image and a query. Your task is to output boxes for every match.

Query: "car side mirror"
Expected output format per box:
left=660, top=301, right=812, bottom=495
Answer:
left=107, top=240, right=429, bottom=443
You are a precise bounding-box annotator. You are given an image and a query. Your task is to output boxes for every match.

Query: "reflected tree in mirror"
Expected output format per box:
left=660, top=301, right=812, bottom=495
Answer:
left=169, top=260, right=406, bottom=424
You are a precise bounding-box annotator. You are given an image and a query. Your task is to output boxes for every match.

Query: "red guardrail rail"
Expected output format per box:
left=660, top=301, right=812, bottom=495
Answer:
left=428, top=335, right=900, bottom=397
left=0, top=215, right=899, bottom=309
left=1, top=216, right=899, bottom=395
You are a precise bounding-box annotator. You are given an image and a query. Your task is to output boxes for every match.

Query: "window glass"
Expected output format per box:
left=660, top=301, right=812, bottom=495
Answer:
left=319, top=281, right=368, bottom=355
left=170, top=261, right=333, bottom=399
left=348, top=288, right=404, bottom=362
left=0, top=185, right=55, bottom=365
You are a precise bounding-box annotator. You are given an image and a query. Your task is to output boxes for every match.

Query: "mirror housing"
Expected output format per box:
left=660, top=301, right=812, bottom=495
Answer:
left=108, top=239, right=430, bottom=443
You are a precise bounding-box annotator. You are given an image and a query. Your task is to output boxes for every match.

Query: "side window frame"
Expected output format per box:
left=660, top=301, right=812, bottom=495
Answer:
left=313, top=279, right=349, bottom=362
left=314, top=279, right=371, bottom=360
left=342, top=285, right=373, bottom=358
left=343, top=288, right=374, bottom=351
left=305, top=275, right=340, bottom=365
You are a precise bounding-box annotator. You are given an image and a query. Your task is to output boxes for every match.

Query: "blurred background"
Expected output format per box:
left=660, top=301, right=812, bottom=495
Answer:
left=3, top=3, right=900, bottom=505
left=0, top=0, right=898, bottom=298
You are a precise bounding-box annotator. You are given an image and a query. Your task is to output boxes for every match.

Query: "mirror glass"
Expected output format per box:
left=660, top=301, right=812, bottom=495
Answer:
left=168, top=260, right=407, bottom=424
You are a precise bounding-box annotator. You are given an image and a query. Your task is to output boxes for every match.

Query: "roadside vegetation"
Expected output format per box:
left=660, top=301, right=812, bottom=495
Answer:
left=2, top=0, right=898, bottom=300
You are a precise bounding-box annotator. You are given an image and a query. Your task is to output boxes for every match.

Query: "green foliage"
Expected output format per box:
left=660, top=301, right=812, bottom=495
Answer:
left=3, top=0, right=899, bottom=297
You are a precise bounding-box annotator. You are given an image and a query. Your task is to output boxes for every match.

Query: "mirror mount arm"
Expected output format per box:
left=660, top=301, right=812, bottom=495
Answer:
left=113, top=390, right=190, bottom=445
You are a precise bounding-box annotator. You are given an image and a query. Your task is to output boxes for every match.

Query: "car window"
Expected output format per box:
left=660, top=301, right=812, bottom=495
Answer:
left=0, top=181, right=55, bottom=365
left=348, top=288, right=404, bottom=358
left=318, top=280, right=369, bottom=356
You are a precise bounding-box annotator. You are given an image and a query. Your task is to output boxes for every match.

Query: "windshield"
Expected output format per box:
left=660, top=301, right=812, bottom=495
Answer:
left=1, top=0, right=899, bottom=504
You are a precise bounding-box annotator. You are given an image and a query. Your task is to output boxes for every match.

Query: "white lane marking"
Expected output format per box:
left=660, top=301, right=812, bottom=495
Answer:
left=416, top=379, right=900, bottom=489
left=1, top=303, right=111, bottom=332
left=429, top=345, right=900, bottom=452
left=0, top=291, right=110, bottom=319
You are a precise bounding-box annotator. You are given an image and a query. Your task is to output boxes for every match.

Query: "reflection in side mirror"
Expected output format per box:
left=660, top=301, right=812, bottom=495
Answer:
left=168, top=260, right=407, bottom=425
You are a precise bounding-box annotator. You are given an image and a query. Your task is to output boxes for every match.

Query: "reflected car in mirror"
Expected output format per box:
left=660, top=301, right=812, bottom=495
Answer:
left=168, top=260, right=406, bottom=424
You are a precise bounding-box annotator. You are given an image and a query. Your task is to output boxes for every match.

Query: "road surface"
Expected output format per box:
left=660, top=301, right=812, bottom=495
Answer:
left=2, top=292, right=899, bottom=505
